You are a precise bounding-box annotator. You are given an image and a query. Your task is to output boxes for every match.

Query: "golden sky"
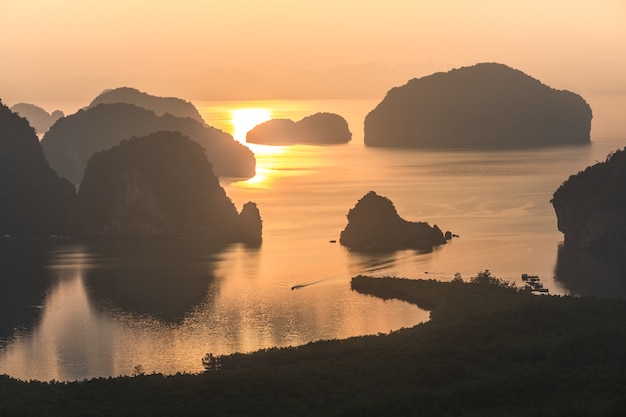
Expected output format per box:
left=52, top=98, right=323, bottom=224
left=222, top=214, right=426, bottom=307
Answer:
left=1, top=0, right=625, bottom=103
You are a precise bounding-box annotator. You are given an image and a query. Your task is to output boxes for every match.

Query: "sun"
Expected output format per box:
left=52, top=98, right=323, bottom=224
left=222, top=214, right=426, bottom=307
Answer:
left=231, top=108, right=271, bottom=143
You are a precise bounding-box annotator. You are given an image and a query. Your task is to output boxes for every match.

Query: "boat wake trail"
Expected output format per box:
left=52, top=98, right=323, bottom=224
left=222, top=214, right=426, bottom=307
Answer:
left=290, top=277, right=334, bottom=290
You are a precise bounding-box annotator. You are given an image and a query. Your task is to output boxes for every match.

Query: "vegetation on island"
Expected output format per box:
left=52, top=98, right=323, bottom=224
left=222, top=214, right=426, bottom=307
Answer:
left=2, top=270, right=625, bottom=416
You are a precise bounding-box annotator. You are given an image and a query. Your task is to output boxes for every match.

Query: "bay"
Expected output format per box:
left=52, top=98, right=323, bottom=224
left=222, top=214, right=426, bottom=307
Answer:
left=1, top=96, right=625, bottom=381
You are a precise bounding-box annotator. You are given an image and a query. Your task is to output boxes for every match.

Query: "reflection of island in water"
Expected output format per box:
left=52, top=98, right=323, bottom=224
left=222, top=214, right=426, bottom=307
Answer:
left=0, top=240, right=56, bottom=342
left=555, top=244, right=626, bottom=299
left=78, top=239, right=230, bottom=323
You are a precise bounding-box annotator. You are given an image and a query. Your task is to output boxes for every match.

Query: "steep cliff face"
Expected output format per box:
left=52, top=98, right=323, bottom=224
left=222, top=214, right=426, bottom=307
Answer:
left=365, top=62, right=592, bottom=148
left=73, top=131, right=262, bottom=243
left=0, top=101, right=75, bottom=236
left=42, top=103, right=255, bottom=184
left=246, top=112, right=351, bottom=145
left=340, top=191, right=447, bottom=250
left=552, top=148, right=626, bottom=249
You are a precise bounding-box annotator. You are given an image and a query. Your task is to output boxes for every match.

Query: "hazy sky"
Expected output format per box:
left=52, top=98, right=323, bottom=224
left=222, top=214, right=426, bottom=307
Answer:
left=1, top=0, right=625, bottom=104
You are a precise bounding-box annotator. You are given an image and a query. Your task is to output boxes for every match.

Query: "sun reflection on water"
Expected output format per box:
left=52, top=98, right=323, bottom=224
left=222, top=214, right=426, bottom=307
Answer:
left=230, top=108, right=271, bottom=143
left=228, top=105, right=321, bottom=189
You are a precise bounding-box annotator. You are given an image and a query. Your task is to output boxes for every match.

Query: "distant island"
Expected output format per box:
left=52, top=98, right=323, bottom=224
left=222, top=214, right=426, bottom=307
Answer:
left=339, top=191, right=449, bottom=250
left=364, top=62, right=592, bottom=148
left=0, top=100, right=75, bottom=236
left=72, top=131, right=262, bottom=244
left=552, top=147, right=626, bottom=250
left=9, top=103, right=64, bottom=134
left=42, top=102, right=255, bottom=184
left=89, top=87, right=205, bottom=124
left=246, top=112, right=351, bottom=145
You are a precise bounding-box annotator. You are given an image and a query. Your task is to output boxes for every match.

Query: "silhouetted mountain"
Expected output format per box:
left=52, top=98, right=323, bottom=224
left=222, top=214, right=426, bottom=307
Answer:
left=0, top=101, right=75, bottom=236
left=364, top=62, right=592, bottom=148
left=238, top=201, right=263, bottom=246
left=72, top=131, right=262, bottom=243
left=246, top=119, right=296, bottom=144
left=41, top=103, right=255, bottom=184
left=89, top=87, right=205, bottom=124
left=340, top=191, right=447, bottom=250
left=246, top=112, right=351, bottom=145
left=552, top=147, right=626, bottom=250
left=9, top=103, right=64, bottom=134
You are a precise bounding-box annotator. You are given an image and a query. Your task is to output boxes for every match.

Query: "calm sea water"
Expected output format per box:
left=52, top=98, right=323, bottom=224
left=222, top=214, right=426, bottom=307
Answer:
left=1, top=97, right=625, bottom=381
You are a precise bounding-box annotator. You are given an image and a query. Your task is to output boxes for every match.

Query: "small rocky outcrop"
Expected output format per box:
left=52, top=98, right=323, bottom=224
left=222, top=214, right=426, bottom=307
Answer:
left=238, top=202, right=263, bottom=245
left=246, top=112, right=351, bottom=145
left=9, top=103, right=64, bottom=134
left=41, top=103, right=255, bottom=184
left=73, top=131, right=261, bottom=243
left=0, top=101, right=75, bottom=236
left=89, top=87, right=205, bottom=124
left=552, top=148, right=626, bottom=250
left=340, top=191, right=448, bottom=250
left=364, top=63, right=592, bottom=148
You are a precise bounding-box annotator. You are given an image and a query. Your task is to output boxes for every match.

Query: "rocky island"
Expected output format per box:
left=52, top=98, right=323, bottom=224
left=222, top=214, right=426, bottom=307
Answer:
left=72, top=131, right=261, bottom=244
left=9, top=103, right=64, bottom=134
left=552, top=147, right=626, bottom=250
left=0, top=101, right=75, bottom=236
left=246, top=112, right=351, bottom=145
left=88, top=87, right=205, bottom=124
left=42, top=102, right=255, bottom=184
left=339, top=191, right=448, bottom=250
left=364, top=62, right=592, bottom=148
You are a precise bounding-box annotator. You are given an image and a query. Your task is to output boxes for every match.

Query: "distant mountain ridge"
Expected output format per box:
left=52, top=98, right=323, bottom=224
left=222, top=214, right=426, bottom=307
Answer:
left=9, top=103, right=64, bottom=134
left=41, top=103, right=255, bottom=184
left=89, top=87, right=205, bottom=124
left=365, top=62, right=592, bottom=148
left=0, top=101, right=75, bottom=236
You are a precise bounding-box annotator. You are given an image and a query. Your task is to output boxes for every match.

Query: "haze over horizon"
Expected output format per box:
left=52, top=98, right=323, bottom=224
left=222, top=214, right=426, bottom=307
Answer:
left=1, top=1, right=625, bottom=105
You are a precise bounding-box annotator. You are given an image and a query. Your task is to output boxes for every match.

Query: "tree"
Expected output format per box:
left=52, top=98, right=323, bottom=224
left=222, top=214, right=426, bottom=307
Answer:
left=202, top=353, right=221, bottom=371
left=469, top=269, right=515, bottom=288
